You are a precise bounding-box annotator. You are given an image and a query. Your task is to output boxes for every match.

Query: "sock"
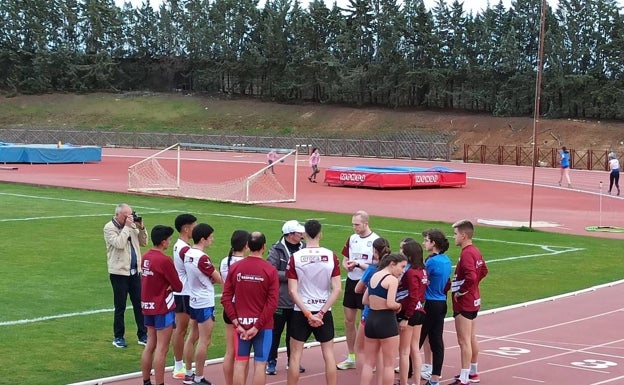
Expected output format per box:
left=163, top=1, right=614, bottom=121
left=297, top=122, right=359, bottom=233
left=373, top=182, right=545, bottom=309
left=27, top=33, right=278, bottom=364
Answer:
left=174, top=360, right=184, bottom=371
left=470, top=362, right=478, bottom=375
left=186, top=369, right=194, bottom=376
left=422, top=363, right=432, bottom=372
left=194, top=375, right=204, bottom=383
left=460, top=368, right=470, bottom=383
left=348, top=353, right=355, bottom=362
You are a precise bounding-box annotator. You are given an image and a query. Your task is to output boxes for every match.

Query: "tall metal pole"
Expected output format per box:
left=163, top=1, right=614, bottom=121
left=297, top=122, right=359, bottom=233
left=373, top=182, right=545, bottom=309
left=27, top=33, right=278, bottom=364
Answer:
left=529, top=0, right=548, bottom=229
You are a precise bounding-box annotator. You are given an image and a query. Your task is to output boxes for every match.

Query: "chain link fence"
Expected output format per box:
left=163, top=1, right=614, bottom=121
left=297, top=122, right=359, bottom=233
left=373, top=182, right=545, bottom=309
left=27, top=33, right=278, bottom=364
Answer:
left=0, top=128, right=456, bottom=160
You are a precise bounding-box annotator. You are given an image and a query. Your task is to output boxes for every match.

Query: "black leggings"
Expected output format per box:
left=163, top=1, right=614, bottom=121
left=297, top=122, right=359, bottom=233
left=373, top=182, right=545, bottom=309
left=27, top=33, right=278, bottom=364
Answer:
left=419, top=300, right=447, bottom=377
left=609, top=170, right=620, bottom=192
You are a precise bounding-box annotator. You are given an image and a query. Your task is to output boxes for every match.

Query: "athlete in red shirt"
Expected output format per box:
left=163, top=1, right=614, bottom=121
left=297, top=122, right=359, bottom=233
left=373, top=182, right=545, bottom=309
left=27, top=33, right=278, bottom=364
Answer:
left=396, top=239, right=428, bottom=385
left=221, top=231, right=279, bottom=385
left=451, top=220, right=488, bottom=385
left=140, top=225, right=183, bottom=385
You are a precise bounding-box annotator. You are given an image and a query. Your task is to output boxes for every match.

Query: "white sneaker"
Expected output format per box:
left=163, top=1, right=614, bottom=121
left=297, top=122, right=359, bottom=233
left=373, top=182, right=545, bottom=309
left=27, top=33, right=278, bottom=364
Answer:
left=172, top=367, right=185, bottom=379
left=421, top=364, right=432, bottom=380
left=336, top=358, right=356, bottom=370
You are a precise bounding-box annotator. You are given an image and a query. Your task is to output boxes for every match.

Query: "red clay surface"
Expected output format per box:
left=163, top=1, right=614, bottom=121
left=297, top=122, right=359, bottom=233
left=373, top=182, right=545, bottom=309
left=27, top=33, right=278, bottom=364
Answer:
left=3, top=148, right=623, bottom=385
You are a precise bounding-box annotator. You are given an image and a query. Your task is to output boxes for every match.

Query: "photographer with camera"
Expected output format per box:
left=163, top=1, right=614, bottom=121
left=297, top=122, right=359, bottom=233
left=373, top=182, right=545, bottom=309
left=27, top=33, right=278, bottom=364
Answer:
left=104, top=203, right=148, bottom=348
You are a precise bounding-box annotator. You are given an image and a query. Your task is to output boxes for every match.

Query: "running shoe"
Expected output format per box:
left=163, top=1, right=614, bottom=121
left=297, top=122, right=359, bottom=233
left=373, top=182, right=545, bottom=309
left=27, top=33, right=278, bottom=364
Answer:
left=138, top=335, right=147, bottom=346
left=336, top=358, right=356, bottom=370
left=454, top=373, right=480, bottom=383
left=421, top=364, right=432, bottom=380
left=265, top=360, right=277, bottom=375
left=286, top=364, right=306, bottom=373
left=182, top=374, right=195, bottom=384
left=112, top=337, right=127, bottom=348
left=172, top=367, right=185, bottom=379
left=194, top=378, right=212, bottom=385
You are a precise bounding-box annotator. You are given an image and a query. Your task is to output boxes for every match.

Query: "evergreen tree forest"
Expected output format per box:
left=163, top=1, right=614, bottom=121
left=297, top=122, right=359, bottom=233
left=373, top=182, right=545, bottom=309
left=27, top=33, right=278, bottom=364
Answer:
left=2, top=0, right=623, bottom=119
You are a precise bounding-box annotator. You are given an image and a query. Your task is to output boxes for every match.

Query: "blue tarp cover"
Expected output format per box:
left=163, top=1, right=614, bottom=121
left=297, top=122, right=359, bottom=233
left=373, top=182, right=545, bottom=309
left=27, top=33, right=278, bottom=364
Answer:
left=0, top=144, right=102, bottom=163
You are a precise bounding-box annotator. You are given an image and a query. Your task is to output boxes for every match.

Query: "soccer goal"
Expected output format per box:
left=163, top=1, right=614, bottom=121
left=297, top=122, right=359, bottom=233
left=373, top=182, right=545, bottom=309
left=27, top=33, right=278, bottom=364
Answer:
left=128, top=143, right=300, bottom=204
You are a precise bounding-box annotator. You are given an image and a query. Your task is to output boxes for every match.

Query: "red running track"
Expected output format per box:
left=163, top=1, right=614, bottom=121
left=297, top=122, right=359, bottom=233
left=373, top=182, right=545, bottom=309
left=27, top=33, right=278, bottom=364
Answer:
left=71, top=280, right=624, bottom=385
left=1, top=148, right=622, bottom=238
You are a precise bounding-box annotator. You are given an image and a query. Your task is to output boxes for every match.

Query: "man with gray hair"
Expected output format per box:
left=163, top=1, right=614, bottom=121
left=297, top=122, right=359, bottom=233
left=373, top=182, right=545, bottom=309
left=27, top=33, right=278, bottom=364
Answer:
left=103, top=203, right=148, bottom=348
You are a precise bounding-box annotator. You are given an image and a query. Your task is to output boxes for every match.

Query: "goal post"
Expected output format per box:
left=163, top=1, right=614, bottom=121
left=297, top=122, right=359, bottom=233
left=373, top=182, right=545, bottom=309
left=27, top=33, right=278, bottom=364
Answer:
left=128, top=143, right=300, bottom=204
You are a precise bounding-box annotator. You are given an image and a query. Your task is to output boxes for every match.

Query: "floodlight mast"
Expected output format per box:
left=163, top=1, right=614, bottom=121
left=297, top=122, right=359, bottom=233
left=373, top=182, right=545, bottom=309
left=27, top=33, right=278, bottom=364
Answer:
left=529, top=0, right=548, bottom=229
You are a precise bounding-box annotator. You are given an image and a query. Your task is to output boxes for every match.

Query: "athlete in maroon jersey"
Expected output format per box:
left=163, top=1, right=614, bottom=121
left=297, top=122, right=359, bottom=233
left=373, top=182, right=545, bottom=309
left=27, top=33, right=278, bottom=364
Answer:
left=451, top=220, right=488, bottom=385
left=396, top=239, right=428, bottom=385
left=221, top=232, right=278, bottom=385
left=140, top=225, right=182, bottom=385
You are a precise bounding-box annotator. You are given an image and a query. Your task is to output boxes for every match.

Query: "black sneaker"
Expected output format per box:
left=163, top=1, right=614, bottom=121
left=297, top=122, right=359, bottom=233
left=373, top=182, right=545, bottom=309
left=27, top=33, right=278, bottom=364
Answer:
left=194, top=378, right=212, bottom=385
left=286, top=363, right=305, bottom=373
left=182, top=374, right=194, bottom=384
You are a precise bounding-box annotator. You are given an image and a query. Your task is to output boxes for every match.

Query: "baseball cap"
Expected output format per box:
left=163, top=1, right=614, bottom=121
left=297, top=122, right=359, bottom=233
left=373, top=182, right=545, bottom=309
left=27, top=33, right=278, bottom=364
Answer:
left=282, top=220, right=305, bottom=234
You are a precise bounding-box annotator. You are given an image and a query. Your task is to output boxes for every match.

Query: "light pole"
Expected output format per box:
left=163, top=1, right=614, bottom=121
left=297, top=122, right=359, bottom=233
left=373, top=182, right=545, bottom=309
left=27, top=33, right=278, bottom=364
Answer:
left=529, top=0, right=548, bottom=229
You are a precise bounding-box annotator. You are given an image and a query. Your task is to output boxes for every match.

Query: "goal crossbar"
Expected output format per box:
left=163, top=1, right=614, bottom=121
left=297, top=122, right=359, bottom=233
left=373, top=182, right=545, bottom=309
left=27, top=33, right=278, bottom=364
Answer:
left=128, top=143, right=299, bottom=204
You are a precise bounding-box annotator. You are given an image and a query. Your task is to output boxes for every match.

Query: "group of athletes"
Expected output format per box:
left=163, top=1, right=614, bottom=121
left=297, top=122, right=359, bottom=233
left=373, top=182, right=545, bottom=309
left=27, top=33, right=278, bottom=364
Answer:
left=137, top=209, right=488, bottom=385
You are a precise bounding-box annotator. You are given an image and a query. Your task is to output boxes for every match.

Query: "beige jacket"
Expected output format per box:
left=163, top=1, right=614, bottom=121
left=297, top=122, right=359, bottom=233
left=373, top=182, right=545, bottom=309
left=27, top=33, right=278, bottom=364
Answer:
left=103, top=219, right=148, bottom=275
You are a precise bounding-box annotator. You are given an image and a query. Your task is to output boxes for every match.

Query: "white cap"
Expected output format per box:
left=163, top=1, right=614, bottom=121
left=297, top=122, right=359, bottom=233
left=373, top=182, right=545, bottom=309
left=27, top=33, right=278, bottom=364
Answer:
left=282, top=220, right=305, bottom=234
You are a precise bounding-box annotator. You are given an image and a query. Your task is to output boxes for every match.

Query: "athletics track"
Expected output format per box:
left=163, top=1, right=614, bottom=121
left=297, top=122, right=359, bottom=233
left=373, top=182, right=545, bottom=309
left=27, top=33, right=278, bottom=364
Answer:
left=1, top=148, right=623, bottom=384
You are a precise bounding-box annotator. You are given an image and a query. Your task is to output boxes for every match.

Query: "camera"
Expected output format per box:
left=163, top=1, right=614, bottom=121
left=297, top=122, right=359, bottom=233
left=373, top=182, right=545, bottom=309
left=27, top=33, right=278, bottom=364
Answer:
left=132, top=211, right=142, bottom=222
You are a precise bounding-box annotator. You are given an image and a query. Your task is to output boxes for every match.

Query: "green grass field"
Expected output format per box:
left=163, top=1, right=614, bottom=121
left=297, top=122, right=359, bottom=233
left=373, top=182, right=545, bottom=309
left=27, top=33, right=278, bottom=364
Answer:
left=0, top=182, right=621, bottom=384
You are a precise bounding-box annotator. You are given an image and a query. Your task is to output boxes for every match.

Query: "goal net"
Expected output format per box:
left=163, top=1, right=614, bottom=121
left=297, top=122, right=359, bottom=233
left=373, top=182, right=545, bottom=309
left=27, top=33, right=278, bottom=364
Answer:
left=128, top=143, right=299, bottom=204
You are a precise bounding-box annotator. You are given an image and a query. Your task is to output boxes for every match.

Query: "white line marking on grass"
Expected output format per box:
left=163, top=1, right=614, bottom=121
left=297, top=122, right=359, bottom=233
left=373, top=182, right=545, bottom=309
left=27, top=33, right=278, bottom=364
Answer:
left=0, top=192, right=174, bottom=214
left=0, top=191, right=589, bottom=328
left=0, top=211, right=179, bottom=222
left=1, top=299, right=222, bottom=327
left=0, top=191, right=117, bottom=206
left=0, top=308, right=113, bottom=326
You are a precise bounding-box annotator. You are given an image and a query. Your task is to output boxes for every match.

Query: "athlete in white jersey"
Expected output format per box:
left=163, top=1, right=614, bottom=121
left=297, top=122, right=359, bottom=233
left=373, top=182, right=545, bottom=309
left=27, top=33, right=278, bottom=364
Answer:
left=185, top=246, right=218, bottom=309
left=182, top=223, right=223, bottom=385
left=171, top=213, right=197, bottom=379
left=338, top=210, right=379, bottom=370
left=289, top=247, right=340, bottom=312
left=286, top=219, right=341, bottom=385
